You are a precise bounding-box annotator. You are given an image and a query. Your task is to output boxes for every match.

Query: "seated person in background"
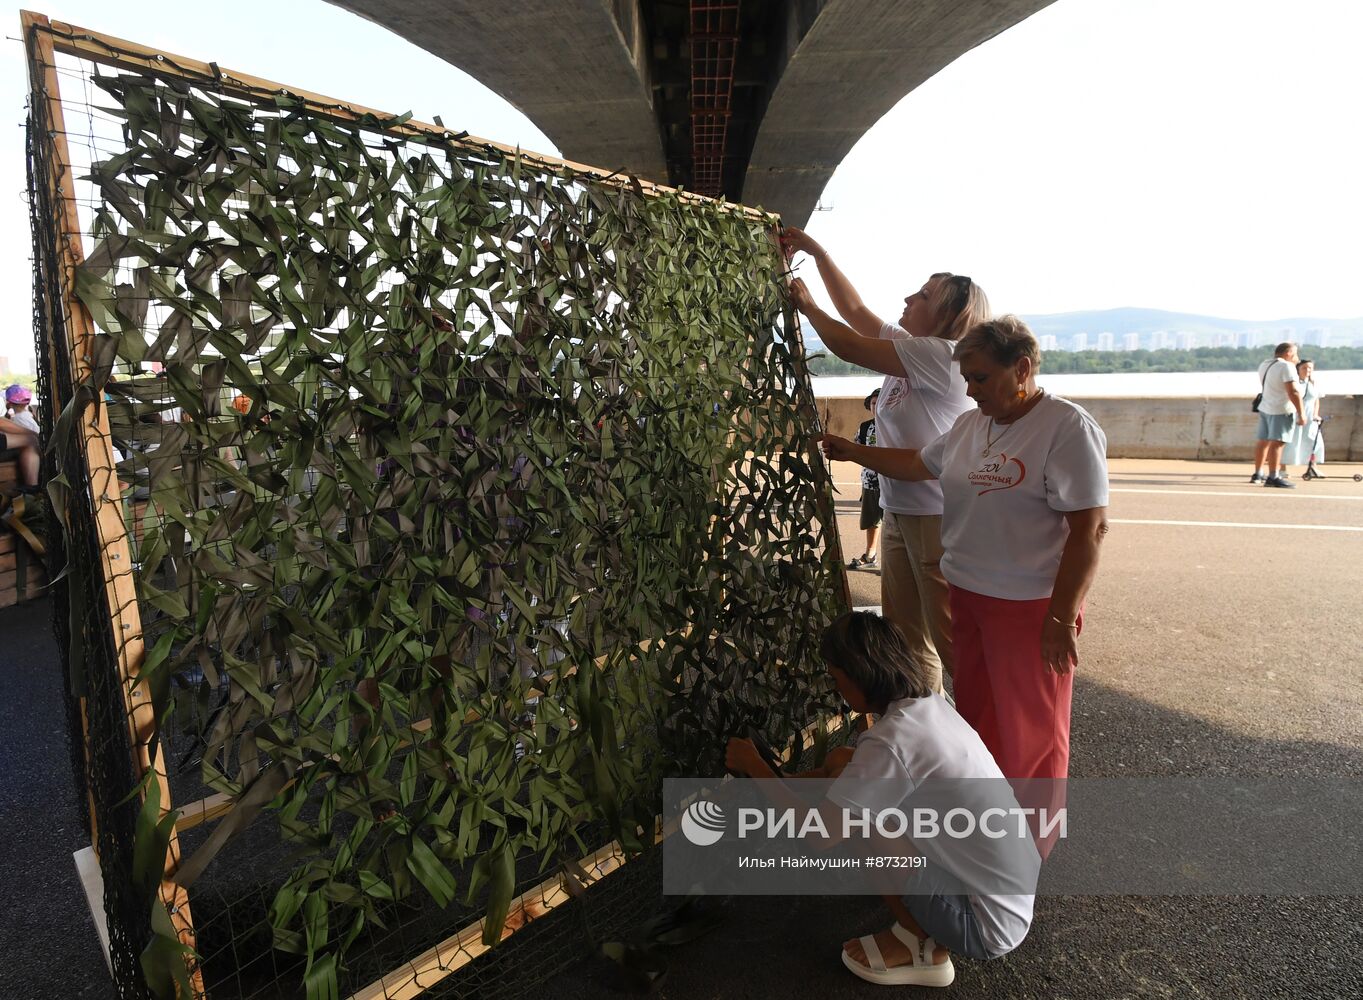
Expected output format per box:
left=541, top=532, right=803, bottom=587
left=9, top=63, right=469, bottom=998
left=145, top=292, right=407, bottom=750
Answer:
left=1, top=384, right=41, bottom=491
left=5, top=385, right=39, bottom=434
left=726, top=612, right=1036, bottom=988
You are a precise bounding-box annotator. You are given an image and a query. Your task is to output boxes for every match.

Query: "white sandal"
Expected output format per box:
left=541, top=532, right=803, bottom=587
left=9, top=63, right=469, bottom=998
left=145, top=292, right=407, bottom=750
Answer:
left=841, top=922, right=956, bottom=987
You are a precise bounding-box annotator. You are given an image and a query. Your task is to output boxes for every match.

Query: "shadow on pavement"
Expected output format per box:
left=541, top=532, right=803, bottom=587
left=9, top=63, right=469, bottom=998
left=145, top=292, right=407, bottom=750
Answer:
left=4, top=597, right=1361, bottom=1000
left=550, top=674, right=1363, bottom=1000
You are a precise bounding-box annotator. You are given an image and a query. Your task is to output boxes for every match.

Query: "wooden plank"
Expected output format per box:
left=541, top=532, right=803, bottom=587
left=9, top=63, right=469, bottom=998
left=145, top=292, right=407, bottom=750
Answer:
left=0, top=559, right=48, bottom=607
left=0, top=550, right=49, bottom=576
left=171, top=680, right=855, bottom=1000
left=173, top=637, right=676, bottom=833
left=73, top=846, right=114, bottom=975
left=0, top=531, right=17, bottom=555
left=34, top=15, right=771, bottom=223
left=348, top=836, right=644, bottom=1000
left=349, top=711, right=854, bottom=1000
left=22, top=12, right=203, bottom=993
left=350, top=714, right=857, bottom=1000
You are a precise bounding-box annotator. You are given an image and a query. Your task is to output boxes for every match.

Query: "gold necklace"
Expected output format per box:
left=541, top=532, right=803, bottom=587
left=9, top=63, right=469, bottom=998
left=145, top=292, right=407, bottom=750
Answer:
left=982, top=422, right=1009, bottom=457
left=982, top=390, right=1042, bottom=457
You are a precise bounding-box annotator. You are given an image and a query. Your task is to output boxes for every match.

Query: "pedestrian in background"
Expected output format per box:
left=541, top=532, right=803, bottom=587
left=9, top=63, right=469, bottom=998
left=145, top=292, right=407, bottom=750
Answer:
left=850, top=388, right=883, bottom=569
left=1, top=384, right=40, bottom=491
left=4, top=384, right=39, bottom=435
left=1282, top=358, right=1324, bottom=474
left=1250, top=342, right=1304, bottom=488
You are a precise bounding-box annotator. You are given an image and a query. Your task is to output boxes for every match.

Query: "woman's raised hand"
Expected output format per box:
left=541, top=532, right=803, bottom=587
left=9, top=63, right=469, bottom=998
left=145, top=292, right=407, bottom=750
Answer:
left=788, top=277, right=816, bottom=315
left=780, top=226, right=822, bottom=260
left=817, top=433, right=856, bottom=463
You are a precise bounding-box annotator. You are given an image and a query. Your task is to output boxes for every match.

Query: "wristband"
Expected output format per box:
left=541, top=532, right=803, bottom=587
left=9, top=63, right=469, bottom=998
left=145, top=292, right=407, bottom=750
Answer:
left=1049, top=614, right=1078, bottom=630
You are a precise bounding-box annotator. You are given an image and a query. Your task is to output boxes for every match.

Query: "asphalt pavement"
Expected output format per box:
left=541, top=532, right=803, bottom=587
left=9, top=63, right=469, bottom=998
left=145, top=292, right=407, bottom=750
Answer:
left=2, top=459, right=1361, bottom=999
left=553, top=458, right=1363, bottom=1000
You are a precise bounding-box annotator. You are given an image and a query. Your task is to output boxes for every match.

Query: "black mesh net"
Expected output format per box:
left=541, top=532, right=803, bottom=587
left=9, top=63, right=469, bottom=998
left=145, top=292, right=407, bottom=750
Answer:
left=26, top=19, right=851, bottom=1000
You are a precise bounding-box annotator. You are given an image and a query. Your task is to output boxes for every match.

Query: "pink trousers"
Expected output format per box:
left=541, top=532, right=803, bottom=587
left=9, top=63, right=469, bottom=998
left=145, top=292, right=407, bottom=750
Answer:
left=949, top=584, right=1076, bottom=783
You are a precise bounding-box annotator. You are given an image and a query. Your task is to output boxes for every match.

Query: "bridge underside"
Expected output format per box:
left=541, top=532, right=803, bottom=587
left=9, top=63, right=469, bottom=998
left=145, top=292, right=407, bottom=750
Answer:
left=326, top=1, right=1055, bottom=225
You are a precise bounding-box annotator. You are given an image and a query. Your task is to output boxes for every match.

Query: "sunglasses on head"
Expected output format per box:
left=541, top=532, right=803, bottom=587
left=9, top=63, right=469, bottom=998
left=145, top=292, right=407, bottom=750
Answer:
left=948, top=274, right=972, bottom=308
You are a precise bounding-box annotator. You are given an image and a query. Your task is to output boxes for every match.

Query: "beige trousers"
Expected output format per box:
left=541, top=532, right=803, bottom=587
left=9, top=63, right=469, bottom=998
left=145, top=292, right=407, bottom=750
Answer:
left=879, top=511, right=953, bottom=693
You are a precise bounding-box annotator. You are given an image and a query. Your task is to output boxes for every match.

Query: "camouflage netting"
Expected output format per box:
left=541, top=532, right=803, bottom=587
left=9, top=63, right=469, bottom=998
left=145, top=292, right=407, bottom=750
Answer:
left=30, top=34, right=849, bottom=1000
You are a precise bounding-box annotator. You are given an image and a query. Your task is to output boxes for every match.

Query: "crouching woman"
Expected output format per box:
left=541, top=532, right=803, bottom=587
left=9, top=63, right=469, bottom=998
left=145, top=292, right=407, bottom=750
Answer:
left=726, top=612, right=1036, bottom=987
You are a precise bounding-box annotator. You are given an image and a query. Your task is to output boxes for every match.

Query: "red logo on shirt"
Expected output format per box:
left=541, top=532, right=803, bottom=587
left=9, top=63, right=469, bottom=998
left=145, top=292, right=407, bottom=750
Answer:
left=879, top=376, right=908, bottom=411
left=969, top=453, right=1026, bottom=496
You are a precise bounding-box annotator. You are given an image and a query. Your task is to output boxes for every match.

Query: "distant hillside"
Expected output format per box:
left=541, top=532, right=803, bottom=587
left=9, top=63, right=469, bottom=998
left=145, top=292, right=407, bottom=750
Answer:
left=800, top=307, right=1363, bottom=371
left=805, top=343, right=1363, bottom=378
left=801, top=306, right=1363, bottom=378
left=1018, top=307, right=1363, bottom=339
left=801, top=308, right=1363, bottom=349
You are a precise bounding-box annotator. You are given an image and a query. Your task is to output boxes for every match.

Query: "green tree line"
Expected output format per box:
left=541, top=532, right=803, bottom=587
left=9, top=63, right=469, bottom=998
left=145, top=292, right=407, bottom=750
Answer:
left=0, top=373, right=39, bottom=392
left=806, top=345, right=1363, bottom=377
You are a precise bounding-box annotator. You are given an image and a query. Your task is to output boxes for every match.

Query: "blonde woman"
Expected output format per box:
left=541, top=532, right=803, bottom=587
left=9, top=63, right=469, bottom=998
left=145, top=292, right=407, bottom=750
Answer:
left=820, top=317, right=1109, bottom=834
left=783, top=227, right=990, bottom=693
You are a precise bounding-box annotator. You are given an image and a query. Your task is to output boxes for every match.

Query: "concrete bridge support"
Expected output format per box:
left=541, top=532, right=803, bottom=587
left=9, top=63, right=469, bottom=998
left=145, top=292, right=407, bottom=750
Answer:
left=324, top=1, right=1056, bottom=224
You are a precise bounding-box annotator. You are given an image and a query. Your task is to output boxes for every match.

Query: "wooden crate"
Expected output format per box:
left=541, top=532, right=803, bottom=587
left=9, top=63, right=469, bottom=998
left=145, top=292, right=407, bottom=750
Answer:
left=0, top=549, right=47, bottom=607
left=0, top=505, right=49, bottom=607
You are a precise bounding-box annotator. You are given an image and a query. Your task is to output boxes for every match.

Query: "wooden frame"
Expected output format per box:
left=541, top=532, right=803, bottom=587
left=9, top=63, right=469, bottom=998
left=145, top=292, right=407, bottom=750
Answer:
left=26, top=13, right=769, bottom=224
left=352, top=836, right=643, bottom=1000
left=22, top=10, right=204, bottom=993
left=23, top=11, right=847, bottom=999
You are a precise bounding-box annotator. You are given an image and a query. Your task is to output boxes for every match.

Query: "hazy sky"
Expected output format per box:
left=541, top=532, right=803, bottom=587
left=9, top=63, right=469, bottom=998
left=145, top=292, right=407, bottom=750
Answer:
left=3, top=0, right=1361, bottom=369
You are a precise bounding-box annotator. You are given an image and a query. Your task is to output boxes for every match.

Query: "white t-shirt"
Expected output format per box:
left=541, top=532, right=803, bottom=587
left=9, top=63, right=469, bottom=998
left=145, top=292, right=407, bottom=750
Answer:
left=1256, top=358, right=1298, bottom=416
left=871, top=323, right=972, bottom=516
left=829, top=693, right=1036, bottom=958
left=920, top=394, right=1109, bottom=600
left=7, top=409, right=39, bottom=434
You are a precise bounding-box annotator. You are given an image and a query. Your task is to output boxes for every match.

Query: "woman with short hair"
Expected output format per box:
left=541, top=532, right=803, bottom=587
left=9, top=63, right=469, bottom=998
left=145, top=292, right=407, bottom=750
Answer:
left=819, top=316, right=1109, bottom=799
left=782, top=227, right=990, bottom=692
left=850, top=388, right=883, bottom=569
left=726, top=611, right=1038, bottom=986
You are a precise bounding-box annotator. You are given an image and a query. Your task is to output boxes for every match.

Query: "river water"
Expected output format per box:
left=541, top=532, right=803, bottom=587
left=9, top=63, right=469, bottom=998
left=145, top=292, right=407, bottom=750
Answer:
left=811, top=369, right=1363, bottom=399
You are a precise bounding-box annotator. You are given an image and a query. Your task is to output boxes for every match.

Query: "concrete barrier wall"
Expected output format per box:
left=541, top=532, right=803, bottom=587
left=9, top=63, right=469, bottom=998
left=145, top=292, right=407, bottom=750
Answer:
left=814, top=394, right=1363, bottom=462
